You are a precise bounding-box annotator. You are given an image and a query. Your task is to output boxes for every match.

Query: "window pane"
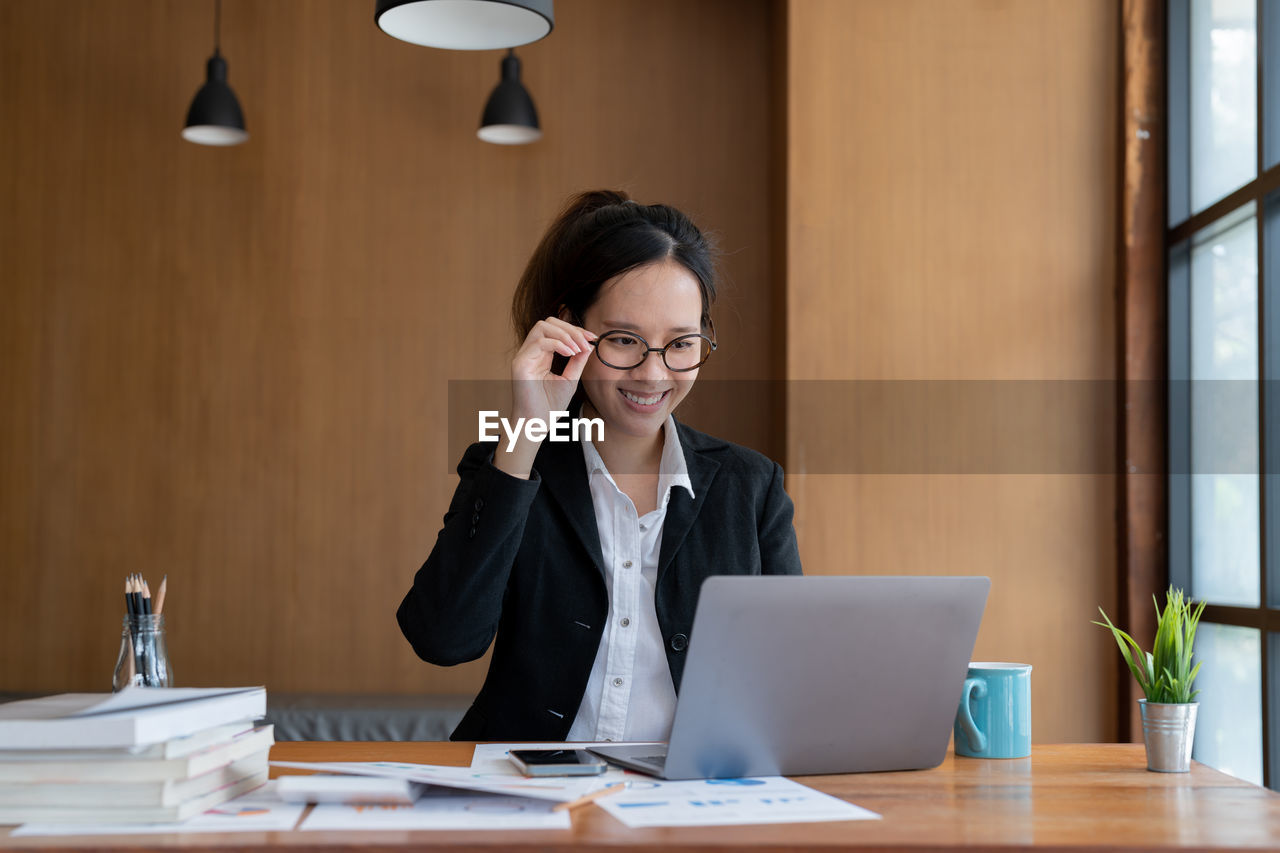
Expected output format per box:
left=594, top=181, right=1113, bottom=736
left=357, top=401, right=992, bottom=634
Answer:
left=1190, top=0, right=1257, bottom=212
left=1264, top=0, right=1280, bottom=169
left=1191, top=622, right=1262, bottom=785
left=1190, top=207, right=1260, bottom=606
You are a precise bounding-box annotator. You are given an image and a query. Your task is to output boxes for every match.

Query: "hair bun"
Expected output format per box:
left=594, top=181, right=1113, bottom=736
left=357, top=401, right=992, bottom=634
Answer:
left=512, top=189, right=717, bottom=342
left=566, top=189, right=631, bottom=217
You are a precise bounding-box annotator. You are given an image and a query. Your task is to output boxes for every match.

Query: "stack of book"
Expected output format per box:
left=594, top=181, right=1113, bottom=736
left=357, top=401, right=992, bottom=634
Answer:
left=0, top=686, right=271, bottom=824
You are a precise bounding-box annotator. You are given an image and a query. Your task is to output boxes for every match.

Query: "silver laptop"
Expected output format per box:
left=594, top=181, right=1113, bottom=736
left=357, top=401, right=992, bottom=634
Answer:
left=588, top=575, right=989, bottom=779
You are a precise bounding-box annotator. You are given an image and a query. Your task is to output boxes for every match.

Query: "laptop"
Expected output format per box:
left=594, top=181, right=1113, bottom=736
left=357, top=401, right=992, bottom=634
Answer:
left=588, top=575, right=989, bottom=779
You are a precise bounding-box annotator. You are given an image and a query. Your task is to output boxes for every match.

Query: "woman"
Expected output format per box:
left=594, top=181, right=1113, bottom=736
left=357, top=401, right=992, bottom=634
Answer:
left=397, top=190, right=802, bottom=743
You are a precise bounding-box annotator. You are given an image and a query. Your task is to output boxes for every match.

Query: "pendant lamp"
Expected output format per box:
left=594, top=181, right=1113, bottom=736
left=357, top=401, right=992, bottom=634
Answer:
left=182, top=0, right=248, bottom=146
left=478, top=49, right=541, bottom=145
left=375, top=0, right=553, bottom=50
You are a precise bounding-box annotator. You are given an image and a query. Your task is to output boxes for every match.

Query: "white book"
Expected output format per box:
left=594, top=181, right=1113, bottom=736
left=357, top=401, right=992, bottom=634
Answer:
left=0, top=726, right=273, bottom=782
left=0, top=687, right=266, bottom=750
left=0, top=750, right=269, bottom=807
left=0, top=769, right=268, bottom=825
left=0, top=722, right=255, bottom=762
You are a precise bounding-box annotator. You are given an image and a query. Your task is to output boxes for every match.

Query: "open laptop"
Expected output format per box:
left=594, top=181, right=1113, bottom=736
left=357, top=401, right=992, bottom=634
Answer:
left=588, top=575, right=989, bottom=779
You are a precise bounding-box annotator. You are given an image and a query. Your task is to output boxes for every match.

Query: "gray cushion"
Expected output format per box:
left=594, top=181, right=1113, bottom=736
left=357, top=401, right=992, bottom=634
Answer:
left=264, top=693, right=470, bottom=741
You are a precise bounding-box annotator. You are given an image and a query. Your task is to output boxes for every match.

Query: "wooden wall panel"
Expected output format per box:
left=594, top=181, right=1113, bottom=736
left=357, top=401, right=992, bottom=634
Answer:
left=0, top=0, right=779, bottom=694
left=785, top=0, right=1120, bottom=742
left=1, top=0, right=1125, bottom=747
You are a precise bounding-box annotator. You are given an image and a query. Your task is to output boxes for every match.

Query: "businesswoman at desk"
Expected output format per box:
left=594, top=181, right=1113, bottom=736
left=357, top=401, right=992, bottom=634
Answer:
left=398, top=190, right=802, bottom=743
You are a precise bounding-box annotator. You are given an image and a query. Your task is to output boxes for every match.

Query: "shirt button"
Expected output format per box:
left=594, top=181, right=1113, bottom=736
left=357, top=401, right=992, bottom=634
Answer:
left=474, top=498, right=484, bottom=511
left=612, top=677, right=624, bottom=687
left=639, top=523, right=647, bottom=531
left=620, top=617, right=631, bottom=627
left=622, top=560, right=633, bottom=568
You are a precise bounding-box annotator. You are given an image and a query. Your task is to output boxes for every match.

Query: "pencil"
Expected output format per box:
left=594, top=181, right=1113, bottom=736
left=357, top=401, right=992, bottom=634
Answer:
left=551, top=782, right=626, bottom=812
left=129, top=574, right=143, bottom=617
left=140, top=577, right=157, bottom=683
left=125, top=576, right=143, bottom=687
left=136, top=575, right=153, bottom=683
left=155, top=575, right=167, bottom=615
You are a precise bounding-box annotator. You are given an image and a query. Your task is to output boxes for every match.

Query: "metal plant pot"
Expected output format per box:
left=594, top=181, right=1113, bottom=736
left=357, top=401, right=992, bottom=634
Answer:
left=1139, top=700, right=1198, bottom=773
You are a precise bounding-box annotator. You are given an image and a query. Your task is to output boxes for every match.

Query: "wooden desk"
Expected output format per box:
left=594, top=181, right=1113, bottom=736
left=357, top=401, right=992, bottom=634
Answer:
left=2, top=742, right=1278, bottom=852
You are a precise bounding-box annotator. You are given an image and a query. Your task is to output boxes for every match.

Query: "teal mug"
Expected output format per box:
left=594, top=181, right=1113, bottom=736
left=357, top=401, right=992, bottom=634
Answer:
left=954, top=662, right=1032, bottom=759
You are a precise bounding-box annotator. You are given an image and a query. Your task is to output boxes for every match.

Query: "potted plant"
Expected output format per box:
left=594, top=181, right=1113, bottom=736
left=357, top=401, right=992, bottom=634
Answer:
left=1094, top=587, right=1206, bottom=772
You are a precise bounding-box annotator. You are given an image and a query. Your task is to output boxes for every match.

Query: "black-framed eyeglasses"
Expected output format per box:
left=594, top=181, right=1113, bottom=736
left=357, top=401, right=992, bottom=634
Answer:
left=589, top=330, right=717, bottom=372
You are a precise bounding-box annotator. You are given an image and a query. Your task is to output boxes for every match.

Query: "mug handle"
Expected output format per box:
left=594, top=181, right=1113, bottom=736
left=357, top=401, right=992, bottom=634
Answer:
left=957, top=677, right=988, bottom=753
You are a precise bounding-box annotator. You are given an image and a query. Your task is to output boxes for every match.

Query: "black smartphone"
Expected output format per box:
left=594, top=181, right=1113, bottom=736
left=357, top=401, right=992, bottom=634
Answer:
left=508, top=748, right=608, bottom=776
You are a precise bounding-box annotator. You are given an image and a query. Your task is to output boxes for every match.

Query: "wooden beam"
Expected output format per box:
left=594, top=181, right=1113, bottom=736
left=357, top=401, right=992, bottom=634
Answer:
left=1118, top=0, right=1168, bottom=743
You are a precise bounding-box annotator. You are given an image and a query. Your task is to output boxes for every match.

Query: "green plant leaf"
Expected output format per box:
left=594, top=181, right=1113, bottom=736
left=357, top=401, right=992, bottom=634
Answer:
left=1094, top=609, right=1154, bottom=697
left=1095, top=589, right=1205, bottom=705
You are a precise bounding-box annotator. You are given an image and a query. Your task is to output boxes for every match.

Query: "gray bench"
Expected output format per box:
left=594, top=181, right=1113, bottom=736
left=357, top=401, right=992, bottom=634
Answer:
left=263, top=694, right=471, bottom=741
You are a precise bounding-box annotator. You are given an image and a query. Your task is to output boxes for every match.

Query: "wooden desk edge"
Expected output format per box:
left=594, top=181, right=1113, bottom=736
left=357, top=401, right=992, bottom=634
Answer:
left=0, top=743, right=1275, bottom=853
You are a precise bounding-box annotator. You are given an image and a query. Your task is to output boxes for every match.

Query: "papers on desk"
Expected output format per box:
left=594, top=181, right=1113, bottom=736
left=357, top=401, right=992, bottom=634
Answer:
left=267, top=745, right=881, bottom=831
left=11, top=781, right=305, bottom=836
left=12, top=745, right=876, bottom=835
left=11, top=776, right=571, bottom=836
left=472, top=744, right=879, bottom=827
left=597, top=776, right=880, bottom=828
left=298, top=788, right=569, bottom=831
left=270, top=759, right=615, bottom=803
left=276, top=773, right=425, bottom=805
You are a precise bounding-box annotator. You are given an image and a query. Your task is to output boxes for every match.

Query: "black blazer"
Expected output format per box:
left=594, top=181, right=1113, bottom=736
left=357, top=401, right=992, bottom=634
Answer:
left=396, top=420, right=803, bottom=742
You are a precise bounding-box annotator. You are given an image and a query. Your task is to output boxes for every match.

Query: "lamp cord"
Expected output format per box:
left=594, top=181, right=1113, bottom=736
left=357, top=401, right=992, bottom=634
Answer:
left=214, top=0, right=221, bottom=56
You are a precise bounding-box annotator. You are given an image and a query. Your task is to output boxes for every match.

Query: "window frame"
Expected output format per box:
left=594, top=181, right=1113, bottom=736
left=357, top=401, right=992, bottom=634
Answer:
left=1165, top=0, right=1278, bottom=790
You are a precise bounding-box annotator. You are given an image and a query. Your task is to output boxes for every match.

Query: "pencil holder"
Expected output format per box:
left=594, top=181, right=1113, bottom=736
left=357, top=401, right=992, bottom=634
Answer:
left=112, top=614, right=173, bottom=691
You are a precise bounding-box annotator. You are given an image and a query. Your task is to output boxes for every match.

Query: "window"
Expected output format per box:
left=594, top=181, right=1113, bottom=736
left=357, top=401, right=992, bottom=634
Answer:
left=1167, top=0, right=1279, bottom=790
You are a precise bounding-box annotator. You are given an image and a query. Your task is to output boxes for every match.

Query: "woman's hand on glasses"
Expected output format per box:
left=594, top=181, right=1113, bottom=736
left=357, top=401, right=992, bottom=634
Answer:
left=494, top=317, right=596, bottom=479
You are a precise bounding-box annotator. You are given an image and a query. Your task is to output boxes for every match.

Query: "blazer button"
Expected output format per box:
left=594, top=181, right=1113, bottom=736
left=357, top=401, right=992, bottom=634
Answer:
left=472, top=512, right=480, bottom=524
left=474, top=498, right=484, bottom=511
left=468, top=527, right=477, bottom=538
left=670, top=633, right=688, bottom=652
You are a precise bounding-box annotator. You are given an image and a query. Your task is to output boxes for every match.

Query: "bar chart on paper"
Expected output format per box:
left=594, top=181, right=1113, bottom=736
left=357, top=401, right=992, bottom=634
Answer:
left=596, top=777, right=880, bottom=828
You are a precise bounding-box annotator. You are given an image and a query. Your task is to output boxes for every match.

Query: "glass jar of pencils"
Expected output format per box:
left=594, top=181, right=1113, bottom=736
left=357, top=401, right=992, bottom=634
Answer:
left=112, top=614, right=173, bottom=690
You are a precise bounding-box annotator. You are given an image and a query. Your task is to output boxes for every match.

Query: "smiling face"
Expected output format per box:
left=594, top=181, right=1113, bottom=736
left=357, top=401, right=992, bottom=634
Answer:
left=578, top=259, right=705, bottom=441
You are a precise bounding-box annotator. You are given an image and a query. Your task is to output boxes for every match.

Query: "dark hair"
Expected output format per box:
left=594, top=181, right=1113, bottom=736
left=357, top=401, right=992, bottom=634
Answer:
left=511, top=190, right=717, bottom=340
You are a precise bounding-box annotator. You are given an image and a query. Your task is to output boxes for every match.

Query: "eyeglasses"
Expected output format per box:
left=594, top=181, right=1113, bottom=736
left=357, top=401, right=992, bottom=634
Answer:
left=589, top=330, right=717, bottom=372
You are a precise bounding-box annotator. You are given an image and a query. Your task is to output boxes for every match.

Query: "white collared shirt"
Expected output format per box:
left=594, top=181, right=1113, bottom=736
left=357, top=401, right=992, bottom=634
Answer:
left=565, top=416, right=693, bottom=743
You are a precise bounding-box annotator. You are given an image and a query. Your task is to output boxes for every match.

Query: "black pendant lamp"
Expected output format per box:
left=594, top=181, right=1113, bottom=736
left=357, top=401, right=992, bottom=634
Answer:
left=375, top=0, right=553, bottom=50
left=478, top=49, right=541, bottom=145
left=182, top=0, right=248, bottom=146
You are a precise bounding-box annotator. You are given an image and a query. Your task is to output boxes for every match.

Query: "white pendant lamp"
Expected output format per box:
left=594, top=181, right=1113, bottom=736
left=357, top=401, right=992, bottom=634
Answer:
left=375, top=0, right=554, bottom=50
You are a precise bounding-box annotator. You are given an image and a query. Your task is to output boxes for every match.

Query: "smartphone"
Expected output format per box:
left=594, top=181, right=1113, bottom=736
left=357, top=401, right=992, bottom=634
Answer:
left=508, top=748, right=608, bottom=776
